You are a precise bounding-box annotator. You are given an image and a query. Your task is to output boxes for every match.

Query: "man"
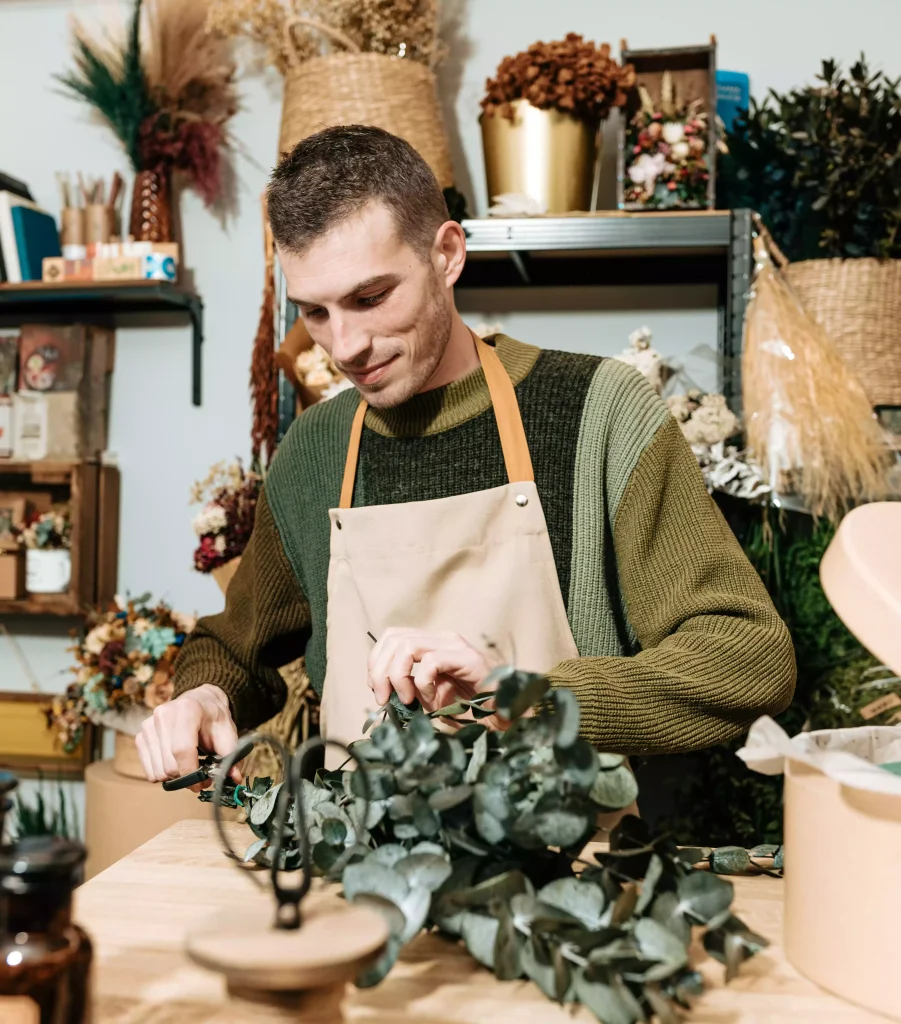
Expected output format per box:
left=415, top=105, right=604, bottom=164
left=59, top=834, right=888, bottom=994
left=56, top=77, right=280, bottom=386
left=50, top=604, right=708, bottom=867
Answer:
left=137, top=125, right=795, bottom=786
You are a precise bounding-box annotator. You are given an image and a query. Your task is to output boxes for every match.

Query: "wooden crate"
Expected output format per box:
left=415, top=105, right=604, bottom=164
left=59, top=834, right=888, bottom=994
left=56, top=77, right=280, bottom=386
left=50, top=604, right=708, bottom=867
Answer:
left=0, top=459, right=119, bottom=615
left=0, top=691, right=97, bottom=777
left=617, top=37, right=718, bottom=211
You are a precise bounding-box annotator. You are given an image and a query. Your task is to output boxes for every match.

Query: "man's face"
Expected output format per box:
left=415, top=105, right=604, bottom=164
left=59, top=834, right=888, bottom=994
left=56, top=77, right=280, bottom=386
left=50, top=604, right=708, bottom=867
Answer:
left=279, top=202, right=454, bottom=409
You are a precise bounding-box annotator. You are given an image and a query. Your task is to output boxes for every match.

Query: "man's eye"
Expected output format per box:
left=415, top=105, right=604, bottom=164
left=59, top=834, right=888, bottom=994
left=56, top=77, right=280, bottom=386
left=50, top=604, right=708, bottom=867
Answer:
left=304, top=307, right=327, bottom=320
left=358, top=291, right=387, bottom=308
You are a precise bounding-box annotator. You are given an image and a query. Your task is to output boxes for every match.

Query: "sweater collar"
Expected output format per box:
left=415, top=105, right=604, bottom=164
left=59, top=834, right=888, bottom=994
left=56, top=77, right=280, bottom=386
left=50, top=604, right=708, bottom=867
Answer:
left=363, top=334, right=540, bottom=438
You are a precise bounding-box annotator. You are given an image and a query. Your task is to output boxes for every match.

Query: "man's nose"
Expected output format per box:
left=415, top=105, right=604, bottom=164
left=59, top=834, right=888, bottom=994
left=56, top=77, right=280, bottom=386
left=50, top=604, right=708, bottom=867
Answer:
left=329, top=314, right=371, bottom=367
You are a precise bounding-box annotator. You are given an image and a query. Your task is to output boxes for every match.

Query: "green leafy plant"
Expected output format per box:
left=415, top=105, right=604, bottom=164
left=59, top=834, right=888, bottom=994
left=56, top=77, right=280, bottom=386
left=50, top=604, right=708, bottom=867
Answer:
left=663, top=502, right=881, bottom=846
left=718, top=58, right=901, bottom=261
left=13, top=778, right=78, bottom=840
left=228, top=669, right=767, bottom=1020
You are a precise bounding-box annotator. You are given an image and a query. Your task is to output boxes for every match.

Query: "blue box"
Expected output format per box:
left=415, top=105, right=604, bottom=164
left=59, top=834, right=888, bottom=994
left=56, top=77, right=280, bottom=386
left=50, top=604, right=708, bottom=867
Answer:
left=717, top=70, right=750, bottom=131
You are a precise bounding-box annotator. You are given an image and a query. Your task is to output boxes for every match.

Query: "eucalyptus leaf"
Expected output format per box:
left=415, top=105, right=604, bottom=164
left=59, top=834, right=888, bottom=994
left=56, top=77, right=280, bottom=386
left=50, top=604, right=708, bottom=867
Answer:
left=460, top=911, right=499, bottom=969
left=709, top=846, right=753, bottom=875
left=495, top=671, right=551, bottom=720
left=633, top=917, right=689, bottom=968
left=644, top=982, right=680, bottom=1024
left=465, top=729, right=489, bottom=784
left=554, top=739, right=600, bottom=790
left=412, top=793, right=441, bottom=837
left=343, top=859, right=410, bottom=908
left=522, top=939, right=574, bottom=1002
left=634, top=853, right=664, bottom=915
left=532, top=797, right=591, bottom=849
left=355, top=935, right=401, bottom=989
left=350, top=892, right=407, bottom=937
left=538, top=878, right=606, bottom=930
left=438, top=870, right=531, bottom=912
left=312, top=839, right=341, bottom=873
left=405, top=710, right=440, bottom=764
left=573, top=970, right=641, bottom=1024
left=393, top=821, right=422, bottom=840
left=552, top=687, right=580, bottom=749
left=249, top=782, right=282, bottom=826
left=351, top=765, right=395, bottom=801
left=589, top=765, right=638, bottom=812
left=676, top=870, right=735, bottom=924
left=388, top=793, right=413, bottom=821
left=371, top=720, right=407, bottom=764
left=409, top=840, right=446, bottom=857
left=321, top=817, right=348, bottom=847
left=242, top=838, right=267, bottom=863
left=399, top=883, right=432, bottom=944
left=428, top=784, right=473, bottom=812
left=395, top=853, right=452, bottom=893
left=650, top=890, right=691, bottom=945
left=371, top=844, right=409, bottom=868
left=493, top=903, right=521, bottom=981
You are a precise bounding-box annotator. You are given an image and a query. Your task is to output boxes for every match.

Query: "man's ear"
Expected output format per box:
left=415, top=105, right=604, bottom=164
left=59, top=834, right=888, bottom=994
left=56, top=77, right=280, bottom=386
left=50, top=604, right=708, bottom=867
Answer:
left=433, top=220, right=467, bottom=288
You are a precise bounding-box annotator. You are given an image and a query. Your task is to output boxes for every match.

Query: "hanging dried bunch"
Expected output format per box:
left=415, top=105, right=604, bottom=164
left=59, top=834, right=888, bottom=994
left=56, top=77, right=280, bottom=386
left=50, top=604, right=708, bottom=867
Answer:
left=482, top=33, right=635, bottom=123
left=207, top=0, right=442, bottom=74
left=743, top=221, right=893, bottom=521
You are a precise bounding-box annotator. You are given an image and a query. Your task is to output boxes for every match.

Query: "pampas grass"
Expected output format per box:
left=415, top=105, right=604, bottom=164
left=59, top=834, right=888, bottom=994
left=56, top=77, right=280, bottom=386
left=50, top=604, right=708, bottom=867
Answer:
left=743, top=221, right=892, bottom=522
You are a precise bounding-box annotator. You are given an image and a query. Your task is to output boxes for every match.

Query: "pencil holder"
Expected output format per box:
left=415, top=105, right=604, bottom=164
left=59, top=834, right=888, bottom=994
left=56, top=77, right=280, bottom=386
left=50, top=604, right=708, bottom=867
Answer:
left=60, top=207, right=86, bottom=247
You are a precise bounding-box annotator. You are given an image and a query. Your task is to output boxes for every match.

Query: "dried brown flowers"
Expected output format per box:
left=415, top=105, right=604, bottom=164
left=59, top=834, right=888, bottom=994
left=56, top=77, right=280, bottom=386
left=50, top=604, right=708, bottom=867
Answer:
left=207, top=0, right=442, bottom=74
left=482, top=33, right=635, bottom=123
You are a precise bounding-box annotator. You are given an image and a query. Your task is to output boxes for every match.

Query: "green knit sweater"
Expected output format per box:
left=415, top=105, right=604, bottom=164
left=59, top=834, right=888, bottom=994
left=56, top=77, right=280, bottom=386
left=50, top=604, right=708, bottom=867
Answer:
left=174, top=335, right=796, bottom=753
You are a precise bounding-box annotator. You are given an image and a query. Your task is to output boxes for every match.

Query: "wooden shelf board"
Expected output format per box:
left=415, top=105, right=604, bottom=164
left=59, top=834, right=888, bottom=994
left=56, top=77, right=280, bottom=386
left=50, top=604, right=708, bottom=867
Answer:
left=0, top=592, right=81, bottom=616
left=0, top=458, right=79, bottom=482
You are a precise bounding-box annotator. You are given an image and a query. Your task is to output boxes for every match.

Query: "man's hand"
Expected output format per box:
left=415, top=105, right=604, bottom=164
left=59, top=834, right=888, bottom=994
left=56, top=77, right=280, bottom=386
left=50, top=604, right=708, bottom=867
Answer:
left=367, top=628, right=503, bottom=718
left=136, top=684, right=243, bottom=790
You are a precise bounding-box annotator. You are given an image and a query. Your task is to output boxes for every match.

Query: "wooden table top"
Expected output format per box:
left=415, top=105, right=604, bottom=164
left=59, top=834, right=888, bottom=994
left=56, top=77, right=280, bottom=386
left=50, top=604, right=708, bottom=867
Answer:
left=75, top=820, right=883, bottom=1024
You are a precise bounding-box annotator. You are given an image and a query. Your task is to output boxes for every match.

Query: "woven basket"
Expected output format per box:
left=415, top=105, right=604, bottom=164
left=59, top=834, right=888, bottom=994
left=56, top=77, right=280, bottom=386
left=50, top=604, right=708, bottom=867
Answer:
left=785, top=258, right=901, bottom=408
left=279, top=44, right=453, bottom=187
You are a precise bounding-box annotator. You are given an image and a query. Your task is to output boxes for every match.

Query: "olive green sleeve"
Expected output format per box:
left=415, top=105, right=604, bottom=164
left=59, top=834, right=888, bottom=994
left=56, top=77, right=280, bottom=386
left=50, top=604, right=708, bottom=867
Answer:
left=172, top=488, right=311, bottom=731
left=549, top=415, right=797, bottom=753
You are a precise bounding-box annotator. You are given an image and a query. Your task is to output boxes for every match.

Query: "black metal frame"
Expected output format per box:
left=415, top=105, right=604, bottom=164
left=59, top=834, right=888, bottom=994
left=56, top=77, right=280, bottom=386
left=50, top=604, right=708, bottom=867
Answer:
left=274, top=211, right=755, bottom=441
left=0, top=282, right=205, bottom=405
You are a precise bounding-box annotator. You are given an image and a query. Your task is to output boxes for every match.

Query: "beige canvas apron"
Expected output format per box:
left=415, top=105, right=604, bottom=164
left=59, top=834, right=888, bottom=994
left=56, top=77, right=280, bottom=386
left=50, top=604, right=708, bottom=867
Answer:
left=321, top=334, right=634, bottom=827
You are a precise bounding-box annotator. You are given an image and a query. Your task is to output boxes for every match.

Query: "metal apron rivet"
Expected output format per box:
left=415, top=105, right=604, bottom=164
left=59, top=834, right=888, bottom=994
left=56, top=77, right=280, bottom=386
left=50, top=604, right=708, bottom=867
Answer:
left=336, top=518, right=343, bottom=530
left=515, top=494, right=528, bottom=507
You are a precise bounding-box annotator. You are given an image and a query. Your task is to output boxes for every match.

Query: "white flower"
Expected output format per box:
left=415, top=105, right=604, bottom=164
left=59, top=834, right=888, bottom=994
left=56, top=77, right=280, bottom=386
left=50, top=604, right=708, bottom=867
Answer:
left=192, top=503, right=227, bottom=538
left=628, top=326, right=653, bottom=350
left=214, top=534, right=227, bottom=554
left=662, top=122, right=684, bottom=144
left=132, top=618, right=152, bottom=637
left=321, top=378, right=355, bottom=401
left=306, top=368, right=335, bottom=389
left=84, top=623, right=112, bottom=655
left=174, top=612, right=197, bottom=634
left=133, top=664, right=153, bottom=684
left=672, top=141, right=691, bottom=161
left=627, top=152, right=667, bottom=189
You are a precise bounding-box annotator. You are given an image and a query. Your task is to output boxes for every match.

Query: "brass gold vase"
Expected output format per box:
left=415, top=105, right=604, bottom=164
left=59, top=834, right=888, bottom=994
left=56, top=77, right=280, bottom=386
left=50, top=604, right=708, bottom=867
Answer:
left=480, top=99, right=601, bottom=213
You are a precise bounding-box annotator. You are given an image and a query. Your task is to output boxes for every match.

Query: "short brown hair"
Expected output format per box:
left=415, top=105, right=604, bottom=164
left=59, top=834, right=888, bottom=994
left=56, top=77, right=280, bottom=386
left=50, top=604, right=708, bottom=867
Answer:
left=267, top=125, right=450, bottom=259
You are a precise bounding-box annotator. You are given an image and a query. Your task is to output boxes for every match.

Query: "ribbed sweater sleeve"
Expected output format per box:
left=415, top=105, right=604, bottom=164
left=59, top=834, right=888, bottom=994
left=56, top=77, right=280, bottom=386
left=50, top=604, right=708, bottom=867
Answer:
left=172, top=488, right=311, bottom=731
left=548, top=414, right=797, bottom=754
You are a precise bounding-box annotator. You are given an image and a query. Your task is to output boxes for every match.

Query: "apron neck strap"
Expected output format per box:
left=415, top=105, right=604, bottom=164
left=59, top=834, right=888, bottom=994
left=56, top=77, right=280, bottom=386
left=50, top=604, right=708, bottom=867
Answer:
left=339, top=332, right=534, bottom=509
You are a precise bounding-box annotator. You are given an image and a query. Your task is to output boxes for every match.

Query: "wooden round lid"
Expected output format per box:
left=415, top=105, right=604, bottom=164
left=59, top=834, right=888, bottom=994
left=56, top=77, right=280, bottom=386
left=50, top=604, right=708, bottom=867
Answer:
left=820, top=502, right=901, bottom=675
left=186, top=898, right=389, bottom=993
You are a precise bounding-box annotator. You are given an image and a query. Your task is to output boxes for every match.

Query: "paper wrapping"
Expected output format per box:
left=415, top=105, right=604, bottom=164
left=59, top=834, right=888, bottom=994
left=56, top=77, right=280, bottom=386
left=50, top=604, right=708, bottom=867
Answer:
left=737, top=714, right=901, bottom=795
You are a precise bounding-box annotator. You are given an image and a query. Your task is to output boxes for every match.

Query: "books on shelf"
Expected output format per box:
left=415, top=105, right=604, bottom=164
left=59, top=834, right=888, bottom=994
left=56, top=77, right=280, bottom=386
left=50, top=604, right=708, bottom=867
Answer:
left=0, top=190, right=60, bottom=283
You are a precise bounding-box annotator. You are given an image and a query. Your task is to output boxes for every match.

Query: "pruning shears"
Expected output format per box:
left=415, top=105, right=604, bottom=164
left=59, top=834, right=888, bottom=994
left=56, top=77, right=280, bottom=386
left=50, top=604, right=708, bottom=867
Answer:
left=161, top=739, right=256, bottom=805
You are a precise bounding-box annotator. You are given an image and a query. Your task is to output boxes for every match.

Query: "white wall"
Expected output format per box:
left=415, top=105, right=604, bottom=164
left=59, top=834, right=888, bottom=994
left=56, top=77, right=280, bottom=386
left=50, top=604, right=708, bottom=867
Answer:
left=0, top=0, right=898, bottom=703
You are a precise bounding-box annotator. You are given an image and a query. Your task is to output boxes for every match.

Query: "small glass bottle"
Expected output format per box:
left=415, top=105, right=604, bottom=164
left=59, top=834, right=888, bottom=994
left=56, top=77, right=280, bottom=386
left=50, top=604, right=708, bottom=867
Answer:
left=0, top=771, right=93, bottom=1024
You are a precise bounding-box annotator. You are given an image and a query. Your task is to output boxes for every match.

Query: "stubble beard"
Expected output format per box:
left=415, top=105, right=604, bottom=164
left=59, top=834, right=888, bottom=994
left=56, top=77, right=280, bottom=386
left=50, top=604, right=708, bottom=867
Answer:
left=360, top=287, right=453, bottom=410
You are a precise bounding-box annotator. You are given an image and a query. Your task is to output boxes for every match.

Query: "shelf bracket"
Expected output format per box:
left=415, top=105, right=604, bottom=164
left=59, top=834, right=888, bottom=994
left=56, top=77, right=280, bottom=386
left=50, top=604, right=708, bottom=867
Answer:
left=185, top=294, right=204, bottom=406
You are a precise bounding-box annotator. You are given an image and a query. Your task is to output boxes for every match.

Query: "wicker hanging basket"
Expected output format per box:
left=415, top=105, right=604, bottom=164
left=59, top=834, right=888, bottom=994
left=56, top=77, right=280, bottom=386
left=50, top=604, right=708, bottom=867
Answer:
left=784, top=257, right=901, bottom=409
left=278, top=17, right=454, bottom=187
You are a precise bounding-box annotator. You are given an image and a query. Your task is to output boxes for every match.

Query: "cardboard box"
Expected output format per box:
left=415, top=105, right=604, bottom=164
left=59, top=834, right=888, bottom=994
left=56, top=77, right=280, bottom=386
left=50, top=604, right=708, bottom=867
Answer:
left=92, top=253, right=176, bottom=282
left=0, top=495, right=25, bottom=551
left=12, top=392, right=48, bottom=460
left=0, top=551, right=25, bottom=600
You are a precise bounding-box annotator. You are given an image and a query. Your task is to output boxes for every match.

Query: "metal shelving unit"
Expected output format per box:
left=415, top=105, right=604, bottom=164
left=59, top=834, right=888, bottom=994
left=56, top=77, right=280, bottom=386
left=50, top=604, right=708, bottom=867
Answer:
left=0, top=280, right=205, bottom=405
left=275, top=209, right=755, bottom=438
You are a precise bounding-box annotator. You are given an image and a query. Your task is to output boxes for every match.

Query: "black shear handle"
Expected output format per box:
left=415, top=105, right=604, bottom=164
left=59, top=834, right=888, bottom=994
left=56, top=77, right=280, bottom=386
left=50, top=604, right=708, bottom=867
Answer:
left=161, top=738, right=256, bottom=792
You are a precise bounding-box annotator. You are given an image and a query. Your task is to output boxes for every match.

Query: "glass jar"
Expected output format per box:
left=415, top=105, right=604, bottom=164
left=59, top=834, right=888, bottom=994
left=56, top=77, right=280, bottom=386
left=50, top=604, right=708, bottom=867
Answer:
left=0, top=771, right=93, bottom=1024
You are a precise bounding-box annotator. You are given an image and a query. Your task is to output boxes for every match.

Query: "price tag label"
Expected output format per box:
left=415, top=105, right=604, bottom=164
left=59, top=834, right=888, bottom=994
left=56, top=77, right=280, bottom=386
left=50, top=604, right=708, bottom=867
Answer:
left=859, top=693, right=901, bottom=720
left=0, top=997, right=39, bottom=1024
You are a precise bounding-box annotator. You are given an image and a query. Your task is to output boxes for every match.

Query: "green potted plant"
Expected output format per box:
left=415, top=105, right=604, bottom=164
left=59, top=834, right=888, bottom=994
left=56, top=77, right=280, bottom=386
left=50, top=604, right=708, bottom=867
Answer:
left=718, top=58, right=901, bottom=413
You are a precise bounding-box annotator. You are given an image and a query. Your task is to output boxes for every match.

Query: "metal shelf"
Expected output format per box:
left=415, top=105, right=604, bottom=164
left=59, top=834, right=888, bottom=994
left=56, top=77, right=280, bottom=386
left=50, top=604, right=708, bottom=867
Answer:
left=462, top=211, right=732, bottom=253
left=0, top=280, right=205, bottom=406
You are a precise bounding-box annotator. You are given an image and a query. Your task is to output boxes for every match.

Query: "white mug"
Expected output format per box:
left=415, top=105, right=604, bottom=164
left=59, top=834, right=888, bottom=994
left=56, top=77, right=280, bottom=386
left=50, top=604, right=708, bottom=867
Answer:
left=26, top=549, right=72, bottom=594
